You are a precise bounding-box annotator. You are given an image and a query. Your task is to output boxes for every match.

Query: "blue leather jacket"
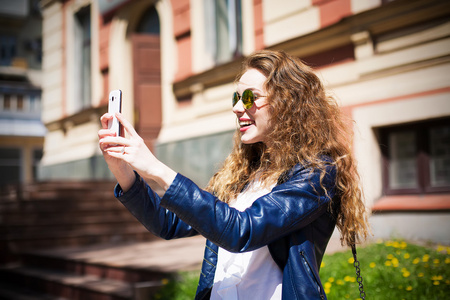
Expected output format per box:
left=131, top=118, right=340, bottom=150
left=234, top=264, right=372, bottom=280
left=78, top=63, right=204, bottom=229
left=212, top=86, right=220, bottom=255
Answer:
left=115, top=163, right=337, bottom=300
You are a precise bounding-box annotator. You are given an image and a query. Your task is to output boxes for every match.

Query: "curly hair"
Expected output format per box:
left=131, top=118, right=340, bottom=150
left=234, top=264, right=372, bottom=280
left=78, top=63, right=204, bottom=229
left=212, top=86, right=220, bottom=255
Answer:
left=206, top=50, right=369, bottom=246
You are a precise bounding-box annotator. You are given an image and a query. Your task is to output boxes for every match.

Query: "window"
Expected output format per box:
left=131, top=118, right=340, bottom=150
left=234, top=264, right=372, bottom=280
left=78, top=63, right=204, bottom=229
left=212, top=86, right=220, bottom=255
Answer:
left=0, top=35, right=17, bottom=66
left=3, top=94, right=11, bottom=110
left=74, top=5, right=91, bottom=110
left=380, top=118, right=450, bottom=195
left=204, top=0, right=243, bottom=65
left=0, top=148, right=21, bottom=185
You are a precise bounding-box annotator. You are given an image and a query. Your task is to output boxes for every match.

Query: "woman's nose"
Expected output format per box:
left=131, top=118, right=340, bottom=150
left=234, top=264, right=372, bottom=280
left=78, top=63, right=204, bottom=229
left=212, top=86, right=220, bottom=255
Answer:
left=232, top=99, right=245, bottom=114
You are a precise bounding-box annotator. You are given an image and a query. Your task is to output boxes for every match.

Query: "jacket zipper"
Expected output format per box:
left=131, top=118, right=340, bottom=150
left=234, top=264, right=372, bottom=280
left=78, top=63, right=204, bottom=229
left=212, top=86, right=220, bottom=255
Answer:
left=299, top=251, right=325, bottom=300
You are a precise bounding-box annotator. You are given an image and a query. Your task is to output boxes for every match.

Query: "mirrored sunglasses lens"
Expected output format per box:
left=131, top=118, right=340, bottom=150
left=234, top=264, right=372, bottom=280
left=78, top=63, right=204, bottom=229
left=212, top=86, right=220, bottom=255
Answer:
left=232, top=92, right=239, bottom=107
left=242, top=90, right=254, bottom=109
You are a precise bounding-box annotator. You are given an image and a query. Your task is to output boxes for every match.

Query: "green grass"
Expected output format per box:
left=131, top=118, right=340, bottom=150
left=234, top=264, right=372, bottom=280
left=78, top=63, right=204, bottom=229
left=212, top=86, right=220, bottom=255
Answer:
left=320, top=240, right=450, bottom=299
left=153, top=240, right=450, bottom=300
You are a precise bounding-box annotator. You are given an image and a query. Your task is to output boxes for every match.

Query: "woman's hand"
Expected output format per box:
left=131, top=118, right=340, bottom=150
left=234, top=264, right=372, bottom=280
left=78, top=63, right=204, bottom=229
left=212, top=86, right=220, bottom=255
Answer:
left=98, top=112, right=176, bottom=191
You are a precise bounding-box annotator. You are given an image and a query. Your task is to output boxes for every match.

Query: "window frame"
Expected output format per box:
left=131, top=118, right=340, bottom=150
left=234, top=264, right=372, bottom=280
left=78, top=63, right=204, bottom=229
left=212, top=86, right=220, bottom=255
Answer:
left=380, top=118, right=450, bottom=196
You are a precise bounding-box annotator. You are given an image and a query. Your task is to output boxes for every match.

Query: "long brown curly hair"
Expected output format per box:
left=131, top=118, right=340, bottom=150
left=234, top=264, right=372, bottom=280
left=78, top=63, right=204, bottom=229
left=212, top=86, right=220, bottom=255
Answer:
left=206, top=50, right=369, bottom=246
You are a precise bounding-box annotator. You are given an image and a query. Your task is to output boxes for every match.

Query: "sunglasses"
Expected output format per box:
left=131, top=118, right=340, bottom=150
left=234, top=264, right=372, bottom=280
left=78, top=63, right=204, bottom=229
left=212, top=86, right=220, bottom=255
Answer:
left=232, top=89, right=267, bottom=109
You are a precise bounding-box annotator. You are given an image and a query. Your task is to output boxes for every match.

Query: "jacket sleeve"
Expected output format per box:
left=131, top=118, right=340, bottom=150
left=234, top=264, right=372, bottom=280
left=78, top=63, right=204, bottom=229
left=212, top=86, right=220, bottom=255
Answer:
left=160, top=164, right=336, bottom=252
left=115, top=172, right=198, bottom=240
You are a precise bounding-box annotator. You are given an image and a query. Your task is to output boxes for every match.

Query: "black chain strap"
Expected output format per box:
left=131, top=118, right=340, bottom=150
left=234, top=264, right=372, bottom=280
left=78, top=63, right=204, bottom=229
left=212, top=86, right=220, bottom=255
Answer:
left=351, top=244, right=366, bottom=300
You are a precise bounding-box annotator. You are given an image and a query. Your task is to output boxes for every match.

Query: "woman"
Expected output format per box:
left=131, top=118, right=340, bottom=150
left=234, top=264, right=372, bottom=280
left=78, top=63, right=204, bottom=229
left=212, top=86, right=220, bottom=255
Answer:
left=98, top=50, right=370, bottom=300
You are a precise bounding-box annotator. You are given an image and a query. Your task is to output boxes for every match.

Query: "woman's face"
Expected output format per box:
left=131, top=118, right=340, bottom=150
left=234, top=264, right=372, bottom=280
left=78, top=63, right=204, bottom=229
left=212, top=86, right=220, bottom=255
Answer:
left=233, top=68, right=271, bottom=145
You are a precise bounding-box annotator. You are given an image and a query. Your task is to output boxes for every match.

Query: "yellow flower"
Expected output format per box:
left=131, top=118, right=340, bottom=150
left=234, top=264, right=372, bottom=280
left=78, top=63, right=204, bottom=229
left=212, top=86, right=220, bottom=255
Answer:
left=412, top=258, right=420, bottom=264
left=385, top=261, right=392, bottom=267
left=392, top=258, right=399, bottom=267
left=402, top=271, right=411, bottom=278
left=401, top=268, right=408, bottom=273
left=400, top=241, right=407, bottom=249
left=376, top=239, right=383, bottom=244
left=321, top=261, right=325, bottom=268
left=385, top=241, right=393, bottom=247
left=445, top=258, right=450, bottom=264
left=369, top=262, right=376, bottom=268
left=404, top=253, right=410, bottom=259
left=348, top=257, right=354, bottom=264
left=324, top=282, right=332, bottom=289
left=161, top=278, right=170, bottom=285
left=446, top=280, right=450, bottom=285
left=344, top=276, right=352, bottom=282
left=387, top=254, right=394, bottom=259
left=406, top=286, right=413, bottom=291
left=422, top=254, right=430, bottom=262
left=336, top=279, right=344, bottom=285
left=328, top=277, right=335, bottom=283
left=324, top=288, right=330, bottom=294
left=433, top=259, right=440, bottom=264
left=437, top=245, right=445, bottom=252
left=433, top=281, right=440, bottom=286
left=431, top=275, right=443, bottom=281
left=345, top=294, right=350, bottom=299
left=418, top=273, right=424, bottom=277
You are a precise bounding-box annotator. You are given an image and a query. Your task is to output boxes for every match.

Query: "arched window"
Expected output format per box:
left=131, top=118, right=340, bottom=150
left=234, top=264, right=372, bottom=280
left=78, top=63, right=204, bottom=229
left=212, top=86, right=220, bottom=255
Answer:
left=136, top=6, right=160, bottom=35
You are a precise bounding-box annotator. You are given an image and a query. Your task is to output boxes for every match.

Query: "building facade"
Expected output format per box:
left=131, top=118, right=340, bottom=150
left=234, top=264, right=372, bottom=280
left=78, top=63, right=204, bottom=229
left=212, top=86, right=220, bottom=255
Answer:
left=39, top=0, right=450, bottom=243
left=0, top=0, right=44, bottom=186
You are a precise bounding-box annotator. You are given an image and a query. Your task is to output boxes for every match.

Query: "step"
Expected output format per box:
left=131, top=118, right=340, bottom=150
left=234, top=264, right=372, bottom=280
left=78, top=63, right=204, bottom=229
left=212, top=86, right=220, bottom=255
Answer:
left=20, top=250, right=167, bottom=283
left=2, top=226, right=156, bottom=252
left=0, top=264, right=163, bottom=300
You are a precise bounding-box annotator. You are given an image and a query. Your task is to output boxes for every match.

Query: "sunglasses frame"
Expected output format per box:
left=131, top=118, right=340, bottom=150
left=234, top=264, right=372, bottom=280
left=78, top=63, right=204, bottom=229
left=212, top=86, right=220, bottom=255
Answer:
left=232, top=89, right=267, bottom=109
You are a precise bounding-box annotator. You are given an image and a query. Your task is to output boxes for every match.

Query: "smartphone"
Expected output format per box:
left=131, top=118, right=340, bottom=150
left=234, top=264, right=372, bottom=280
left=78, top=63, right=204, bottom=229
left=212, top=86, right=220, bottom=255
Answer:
left=107, top=90, right=123, bottom=137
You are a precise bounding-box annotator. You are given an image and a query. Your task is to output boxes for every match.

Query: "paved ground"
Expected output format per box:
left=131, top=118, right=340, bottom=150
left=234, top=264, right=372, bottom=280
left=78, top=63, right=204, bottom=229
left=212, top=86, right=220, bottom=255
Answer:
left=34, top=231, right=349, bottom=274
left=35, top=235, right=207, bottom=273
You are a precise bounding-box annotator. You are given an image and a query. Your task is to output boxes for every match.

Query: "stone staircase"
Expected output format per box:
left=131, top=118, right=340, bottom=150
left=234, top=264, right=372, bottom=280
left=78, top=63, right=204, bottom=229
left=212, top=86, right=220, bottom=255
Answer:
left=0, top=180, right=172, bottom=299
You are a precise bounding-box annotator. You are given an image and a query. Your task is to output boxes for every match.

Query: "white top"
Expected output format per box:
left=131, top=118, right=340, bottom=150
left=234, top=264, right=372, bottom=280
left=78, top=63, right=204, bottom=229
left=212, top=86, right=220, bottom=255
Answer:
left=210, top=181, right=283, bottom=300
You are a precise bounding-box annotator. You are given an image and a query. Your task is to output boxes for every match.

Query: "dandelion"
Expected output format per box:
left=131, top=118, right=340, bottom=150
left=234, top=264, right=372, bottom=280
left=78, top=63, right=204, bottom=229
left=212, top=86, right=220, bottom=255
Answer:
left=348, top=257, right=354, bottom=264
left=445, top=258, right=450, bottom=264
left=161, top=278, right=170, bottom=285
left=433, top=281, right=440, bottom=286
left=418, top=273, right=424, bottom=277
left=324, top=282, right=332, bottom=289
left=387, top=254, right=394, bottom=259
left=433, top=259, right=440, bottom=264
left=344, top=276, right=352, bottom=282
left=422, top=254, right=430, bottom=262
left=412, top=258, right=420, bottom=264
left=321, top=261, right=325, bottom=268
left=404, top=253, right=410, bottom=259
left=336, top=279, right=344, bottom=285
left=402, top=271, right=411, bottom=278
left=328, top=277, right=335, bottom=283
left=431, top=275, right=443, bottom=281
left=369, top=262, right=376, bottom=268
left=385, top=261, right=392, bottom=266
left=406, top=286, right=413, bottom=291
left=391, top=258, right=399, bottom=267
left=437, top=245, right=445, bottom=252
